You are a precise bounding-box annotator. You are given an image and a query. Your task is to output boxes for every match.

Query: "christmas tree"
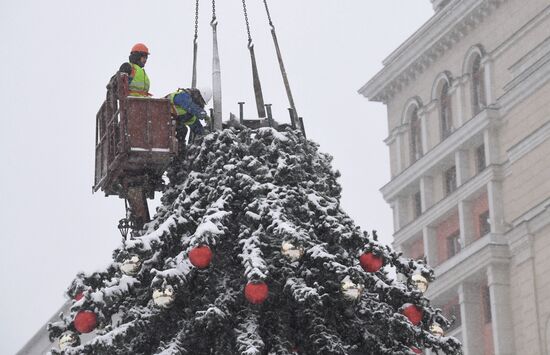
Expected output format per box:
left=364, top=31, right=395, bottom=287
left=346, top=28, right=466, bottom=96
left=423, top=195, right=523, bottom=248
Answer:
left=48, top=127, right=462, bottom=354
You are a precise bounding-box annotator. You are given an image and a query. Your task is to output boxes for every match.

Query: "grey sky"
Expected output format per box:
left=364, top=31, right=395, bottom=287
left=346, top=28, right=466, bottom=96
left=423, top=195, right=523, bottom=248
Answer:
left=0, top=1, right=432, bottom=353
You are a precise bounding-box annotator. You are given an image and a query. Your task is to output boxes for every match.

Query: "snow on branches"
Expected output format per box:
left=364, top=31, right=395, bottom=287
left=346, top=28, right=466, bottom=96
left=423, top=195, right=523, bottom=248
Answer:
left=48, top=127, right=461, bottom=355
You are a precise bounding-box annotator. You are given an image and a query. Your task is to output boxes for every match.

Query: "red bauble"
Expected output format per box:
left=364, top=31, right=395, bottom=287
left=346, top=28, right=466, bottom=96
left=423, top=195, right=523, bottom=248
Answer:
left=244, top=282, right=269, bottom=304
left=74, top=292, right=84, bottom=301
left=411, top=347, right=422, bottom=354
left=402, top=304, right=423, bottom=325
left=74, top=311, right=97, bottom=333
left=189, top=246, right=213, bottom=269
left=359, top=252, right=384, bottom=272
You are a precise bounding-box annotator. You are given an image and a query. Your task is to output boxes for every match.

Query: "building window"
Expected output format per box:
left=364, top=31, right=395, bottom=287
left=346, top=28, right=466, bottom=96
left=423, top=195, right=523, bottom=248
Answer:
left=410, top=107, right=423, bottom=163
left=447, top=231, right=461, bottom=258
left=414, top=191, right=422, bottom=218
left=476, top=144, right=486, bottom=173
left=440, top=81, right=453, bottom=139
left=472, top=55, right=486, bottom=115
left=445, top=166, right=457, bottom=195
left=479, top=210, right=490, bottom=236
left=482, top=285, right=492, bottom=323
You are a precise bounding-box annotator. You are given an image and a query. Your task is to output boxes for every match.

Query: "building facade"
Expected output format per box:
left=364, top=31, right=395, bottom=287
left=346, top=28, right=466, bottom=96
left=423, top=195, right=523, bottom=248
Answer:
left=359, top=0, right=550, bottom=354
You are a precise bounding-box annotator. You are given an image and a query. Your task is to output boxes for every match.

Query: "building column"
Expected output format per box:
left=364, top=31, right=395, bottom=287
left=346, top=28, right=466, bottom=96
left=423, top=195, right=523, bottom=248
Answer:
left=420, top=175, right=434, bottom=211
left=422, top=226, right=438, bottom=266
left=419, top=107, right=430, bottom=154
left=451, top=80, right=464, bottom=127
left=396, top=132, right=403, bottom=173
left=455, top=149, right=470, bottom=186
left=484, top=125, right=505, bottom=235
left=458, top=200, right=475, bottom=246
left=510, top=232, right=544, bottom=354
left=458, top=282, right=484, bottom=355
left=481, top=56, right=494, bottom=105
left=487, top=264, right=515, bottom=355
left=390, top=202, right=399, bottom=232
left=394, top=196, right=409, bottom=231
left=483, top=127, right=500, bottom=165
left=487, top=180, right=505, bottom=234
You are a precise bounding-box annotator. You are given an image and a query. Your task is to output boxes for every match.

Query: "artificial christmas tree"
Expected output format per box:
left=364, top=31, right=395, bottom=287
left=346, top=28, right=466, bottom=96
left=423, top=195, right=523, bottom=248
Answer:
left=48, top=127, right=461, bottom=354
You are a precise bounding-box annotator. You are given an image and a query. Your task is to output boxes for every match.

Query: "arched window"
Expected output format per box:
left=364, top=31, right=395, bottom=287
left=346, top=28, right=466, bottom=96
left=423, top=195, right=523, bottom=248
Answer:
left=472, top=55, right=486, bottom=115
left=410, top=107, right=423, bottom=162
left=440, top=81, right=453, bottom=139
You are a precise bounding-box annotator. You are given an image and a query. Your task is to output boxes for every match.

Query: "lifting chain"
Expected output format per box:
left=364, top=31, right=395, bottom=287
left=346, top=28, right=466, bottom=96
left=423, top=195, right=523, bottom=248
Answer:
left=212, top=0, right=216, bottom=20
left=191, top=0, right=199, bottom=88
left=194, top=0, right=199, bottom=42
left=242, top=0, right=252, bottom=44
left=262, top=0, right=273, bottom=27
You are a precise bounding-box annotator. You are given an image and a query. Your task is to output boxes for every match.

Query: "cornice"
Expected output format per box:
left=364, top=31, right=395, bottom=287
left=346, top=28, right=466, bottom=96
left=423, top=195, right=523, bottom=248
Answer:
left=425, top=234, right=510, bottom=298
left=384, top=123, right=410, bottom=145
left=358, top=0, right=506, bottom=103
left=380, top=107, right=498, bottom=202
left=393, top=164, right=499, bottom=245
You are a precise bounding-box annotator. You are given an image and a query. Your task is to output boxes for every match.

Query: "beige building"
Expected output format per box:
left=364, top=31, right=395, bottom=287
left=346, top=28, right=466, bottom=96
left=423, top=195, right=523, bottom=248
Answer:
left=359, top=0, right=550, bottom=354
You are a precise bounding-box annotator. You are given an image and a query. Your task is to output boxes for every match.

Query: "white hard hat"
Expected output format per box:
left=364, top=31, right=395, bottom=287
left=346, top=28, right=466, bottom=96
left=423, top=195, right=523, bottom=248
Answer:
left=196, top=86, right=212, bottom=104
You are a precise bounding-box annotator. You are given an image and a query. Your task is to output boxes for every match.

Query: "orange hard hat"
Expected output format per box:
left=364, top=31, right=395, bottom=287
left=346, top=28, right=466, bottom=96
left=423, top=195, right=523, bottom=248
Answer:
left=131, top=43, right=150, bottom=54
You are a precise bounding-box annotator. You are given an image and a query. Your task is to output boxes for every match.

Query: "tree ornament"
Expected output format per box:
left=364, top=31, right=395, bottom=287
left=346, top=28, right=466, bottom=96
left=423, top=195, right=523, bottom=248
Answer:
left=120, top=255, right=142, bottom=276
left=74, top=310, right=98, bottom=333
left=189, top=245, right=213, bottom=269
left=430, top=323, right=444, bottom=337
left=341, top=275, right=364, bottom=301
left=411, top=274, right=428, bottom=293
left=359, top=252, right=384, bottom=272
left=58, top=331, right=80, bottom=350
left=244, top=282, right=269, bottom=304
left=74, top=292, right=84, bottom=301
left=410, top=346, right=422, bottom=354
left=281, top=241, right=304, bottom=261
left=153, top=285, right=176, bottom=308
left=402, top=303, right=423, bottom=325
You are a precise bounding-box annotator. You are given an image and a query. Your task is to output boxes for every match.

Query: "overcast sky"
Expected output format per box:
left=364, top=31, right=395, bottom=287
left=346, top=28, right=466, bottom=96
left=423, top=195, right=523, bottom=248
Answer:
left=0, top=1, right=433, bottom=353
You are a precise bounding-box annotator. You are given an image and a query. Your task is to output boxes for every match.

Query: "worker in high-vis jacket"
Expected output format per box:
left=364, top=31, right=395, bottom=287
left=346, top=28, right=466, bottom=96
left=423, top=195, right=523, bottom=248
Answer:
left=166, top=87, right=212, bottom=149
left=118, top=43, right=151, bottom=97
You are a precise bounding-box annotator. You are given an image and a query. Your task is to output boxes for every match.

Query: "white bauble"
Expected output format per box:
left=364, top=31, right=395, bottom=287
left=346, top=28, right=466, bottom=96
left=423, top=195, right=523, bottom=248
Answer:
left=341, top=275, right=364, bottom=301
left=59, top=331, right=80, bottom=350
left=281, top=241, right=304, bottom=262
left=153, top=285, right=175, bottom=308
left=430, top=323, right=444, bottom=337
left=120, top=255, right=142, bottom=276
left=412, top=274, right=429, bottom=293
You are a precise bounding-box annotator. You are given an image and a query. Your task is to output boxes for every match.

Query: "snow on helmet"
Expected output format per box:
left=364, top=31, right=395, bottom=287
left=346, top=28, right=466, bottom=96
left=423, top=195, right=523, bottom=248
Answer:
left=131, top=43, right=150, bottom=55
left=196, top=86, right=212, bottom=104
